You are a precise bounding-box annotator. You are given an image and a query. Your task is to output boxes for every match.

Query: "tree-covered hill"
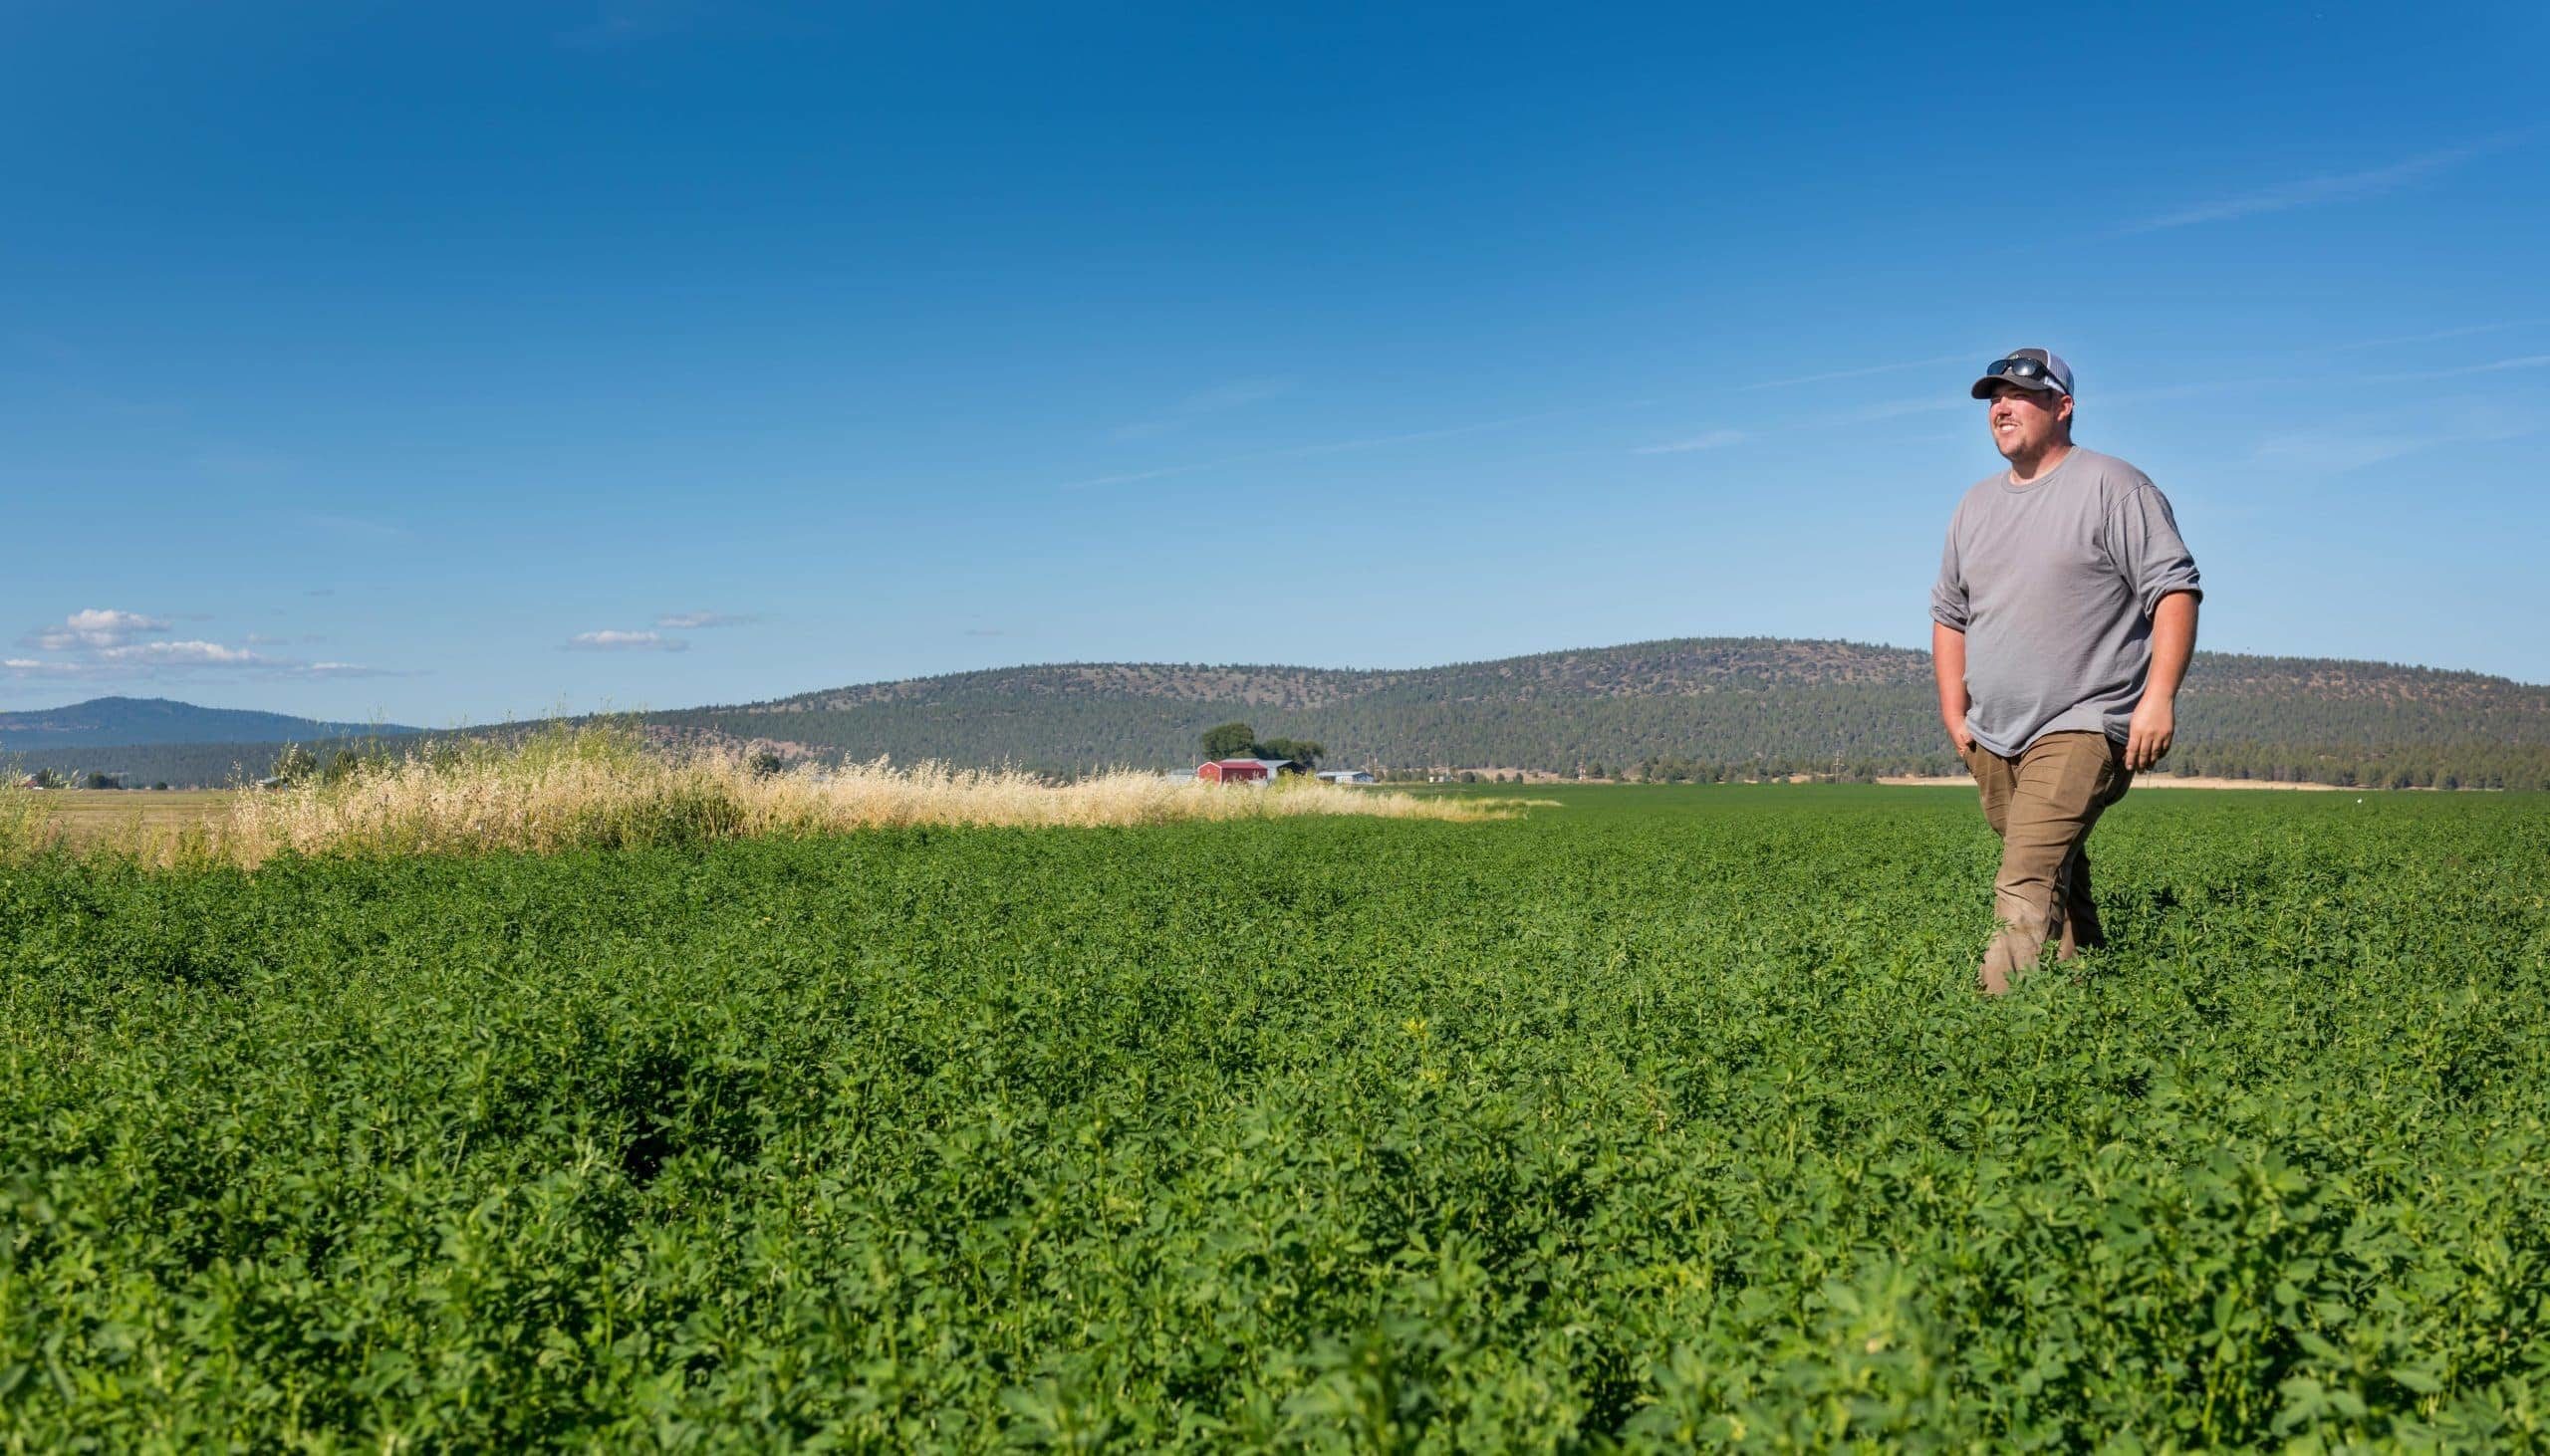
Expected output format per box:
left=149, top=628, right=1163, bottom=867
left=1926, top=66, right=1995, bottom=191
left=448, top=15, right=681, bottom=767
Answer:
left=0, top=697, right=419, bottom=751
left=649, top=637, right=2550, bottom=790
left=15, top=638, right=2545, bottom=789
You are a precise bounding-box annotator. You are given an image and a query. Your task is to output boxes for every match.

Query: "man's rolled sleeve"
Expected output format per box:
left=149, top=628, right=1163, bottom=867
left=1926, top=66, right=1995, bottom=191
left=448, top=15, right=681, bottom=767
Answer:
left=1929, top=523, right=1970, bottom=630
left=2109, top=483, right=2201, bottom=619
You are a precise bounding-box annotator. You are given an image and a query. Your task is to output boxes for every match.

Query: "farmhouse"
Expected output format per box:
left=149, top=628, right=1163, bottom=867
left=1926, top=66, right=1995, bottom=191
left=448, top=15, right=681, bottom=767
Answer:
left=1196, top=758, right=1297, bottom=784
left=1317, top=770, right=1376, bottom=784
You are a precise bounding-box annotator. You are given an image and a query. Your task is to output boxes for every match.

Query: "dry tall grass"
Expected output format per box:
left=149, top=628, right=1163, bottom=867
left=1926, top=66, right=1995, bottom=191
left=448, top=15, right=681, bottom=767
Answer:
left=0, top=785, right=51, bottom=855
left=98, top=722, right=1499, bottom=865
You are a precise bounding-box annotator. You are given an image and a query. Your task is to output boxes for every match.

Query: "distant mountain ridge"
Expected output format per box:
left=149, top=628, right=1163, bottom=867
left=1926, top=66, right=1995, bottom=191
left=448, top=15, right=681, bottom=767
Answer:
left=0, top=696, right=420, bottom=752
left=711, top=641, right=2541, bottom=713
left=11, top=640, right=2547, bottom=789
left=648, top=637, right=2550, bottom=789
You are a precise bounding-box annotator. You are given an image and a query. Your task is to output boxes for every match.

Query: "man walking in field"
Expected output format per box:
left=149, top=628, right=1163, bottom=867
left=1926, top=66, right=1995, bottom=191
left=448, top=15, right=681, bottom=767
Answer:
left=1930, top=349, right=2202, bottom=994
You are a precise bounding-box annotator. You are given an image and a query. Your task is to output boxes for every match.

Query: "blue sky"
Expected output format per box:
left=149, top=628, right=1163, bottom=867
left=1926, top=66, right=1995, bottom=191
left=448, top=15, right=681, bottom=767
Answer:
left=4, top=1, right=2546, bottom=724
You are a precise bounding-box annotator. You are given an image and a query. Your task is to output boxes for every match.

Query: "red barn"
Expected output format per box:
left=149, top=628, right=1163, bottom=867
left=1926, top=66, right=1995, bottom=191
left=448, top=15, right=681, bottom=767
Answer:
left=1197, top=758, right=1273, bottom=784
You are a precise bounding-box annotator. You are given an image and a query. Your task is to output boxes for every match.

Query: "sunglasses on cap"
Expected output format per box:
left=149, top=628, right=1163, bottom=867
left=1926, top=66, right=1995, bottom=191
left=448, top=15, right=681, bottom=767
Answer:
left=1982, top=357, right=2065, bottom=388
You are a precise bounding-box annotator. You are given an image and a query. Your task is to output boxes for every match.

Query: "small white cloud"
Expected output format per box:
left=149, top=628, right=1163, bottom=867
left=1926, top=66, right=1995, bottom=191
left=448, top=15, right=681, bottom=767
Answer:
left=5, top=610, right=401, bottom=681
left=24, top=607, right=171, bottom=651
left=98, top=639, right=267, bottom=666
left=304, top=661, right=399, bottom=678
left=567, top=629, right=689, bottom=652
left=1633, top=429, right=1747, bottom=455
left=654, top=611, right=759, bottom=629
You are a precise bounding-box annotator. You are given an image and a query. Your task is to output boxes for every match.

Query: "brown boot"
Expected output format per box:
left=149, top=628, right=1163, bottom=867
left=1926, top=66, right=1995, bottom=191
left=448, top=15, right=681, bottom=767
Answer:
left=1978, top=910, right=2051, bottom=995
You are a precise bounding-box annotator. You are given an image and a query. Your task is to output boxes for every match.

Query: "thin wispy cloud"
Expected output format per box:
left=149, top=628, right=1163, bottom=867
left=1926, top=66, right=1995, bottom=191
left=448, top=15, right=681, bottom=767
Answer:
left=1063, top=400, right=1643, bottom=490
left=1632, top=428, right=1746, bottom=455
left=1110, top=377, right=1294, bottom=441
left=566, top=629, right=689, bottom=652
left=192, top=446, right=295, bottom=480
left=2124, top=135, right=2524, bottom=234
left=1742, top=354, right=1972, bottom=390
left=2254, top=432, right=2453, bottom=475
left=655, top=610, right=760, bottom=629
left=2322, top=320, right=2545, bottom=353
left=2254, top=409, right=2543, bottom=475
left=558, top=0, right=694, bottom=49
left=2370, top=354, right=2550, bottom=382
left=2106, top=379, right=2288, bottom=406
left=300, top=512, right=412, bottom=542
left=1849, top=395, right=1969, bottom=423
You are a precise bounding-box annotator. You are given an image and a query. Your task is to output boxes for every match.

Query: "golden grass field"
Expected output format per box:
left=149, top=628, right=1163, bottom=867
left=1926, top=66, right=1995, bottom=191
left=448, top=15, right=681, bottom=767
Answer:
left=13, top=789, right=233, bottom=849
left=5, top=725, right=1509, bottom=866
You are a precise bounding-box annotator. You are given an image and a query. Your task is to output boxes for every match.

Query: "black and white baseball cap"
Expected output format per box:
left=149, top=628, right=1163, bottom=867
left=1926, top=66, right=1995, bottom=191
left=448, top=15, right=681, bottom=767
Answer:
left=1968, top=347, right=2074, bottom=399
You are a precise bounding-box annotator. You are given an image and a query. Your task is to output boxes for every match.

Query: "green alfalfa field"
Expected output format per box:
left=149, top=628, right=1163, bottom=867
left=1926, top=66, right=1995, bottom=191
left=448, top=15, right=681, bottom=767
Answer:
left=5, top=783, right=2548, bottom=1448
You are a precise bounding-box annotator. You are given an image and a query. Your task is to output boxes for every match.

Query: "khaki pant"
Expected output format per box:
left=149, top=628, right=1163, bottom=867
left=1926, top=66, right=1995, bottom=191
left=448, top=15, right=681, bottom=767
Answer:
left=1959, top=730, right=2133, bottom=993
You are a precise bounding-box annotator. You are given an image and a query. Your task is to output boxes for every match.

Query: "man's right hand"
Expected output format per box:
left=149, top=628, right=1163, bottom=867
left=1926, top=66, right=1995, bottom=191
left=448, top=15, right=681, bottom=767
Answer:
left=1931, top=622, right=1975, bottom=760
left=1940, top=708, right=1975, bottom=755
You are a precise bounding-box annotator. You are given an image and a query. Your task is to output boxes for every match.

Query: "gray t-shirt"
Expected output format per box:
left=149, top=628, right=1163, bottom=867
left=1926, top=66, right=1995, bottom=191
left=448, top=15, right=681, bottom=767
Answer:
left=1929, top=447, right=2201, bottom=756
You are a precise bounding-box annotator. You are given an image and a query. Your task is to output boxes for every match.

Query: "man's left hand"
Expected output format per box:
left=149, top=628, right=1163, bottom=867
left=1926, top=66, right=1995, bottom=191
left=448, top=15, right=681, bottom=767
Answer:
left=2125, top=697, right=2175, bottom=771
